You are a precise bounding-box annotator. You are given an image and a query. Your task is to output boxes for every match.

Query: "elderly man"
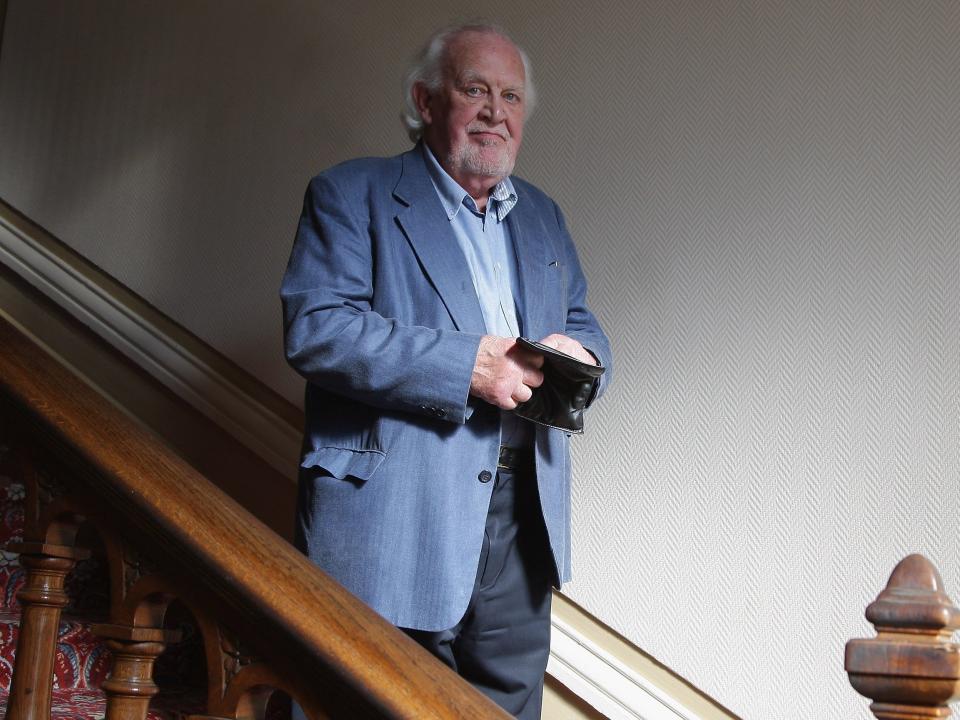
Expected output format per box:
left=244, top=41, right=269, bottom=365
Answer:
left=281, top=23, right=611, bottom=718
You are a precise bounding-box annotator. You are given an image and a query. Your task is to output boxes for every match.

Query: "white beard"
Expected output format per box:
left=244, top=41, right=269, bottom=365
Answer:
left=448, top=138, right=515, bottom=179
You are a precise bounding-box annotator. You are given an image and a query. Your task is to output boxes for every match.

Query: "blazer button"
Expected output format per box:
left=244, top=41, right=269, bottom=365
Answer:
left=478, top=470, right=493, bottom=483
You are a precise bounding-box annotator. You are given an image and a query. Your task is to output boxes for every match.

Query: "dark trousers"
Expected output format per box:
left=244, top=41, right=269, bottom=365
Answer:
left=402, top=467, right=554, bottom=720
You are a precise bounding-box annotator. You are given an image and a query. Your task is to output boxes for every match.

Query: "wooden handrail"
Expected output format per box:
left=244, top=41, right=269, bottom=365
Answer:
left=0, top=315, right=508, bottom=719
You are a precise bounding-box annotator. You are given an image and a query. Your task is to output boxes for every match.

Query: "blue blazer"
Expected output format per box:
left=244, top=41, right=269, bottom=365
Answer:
left=281, top=145, right=612, bottom=631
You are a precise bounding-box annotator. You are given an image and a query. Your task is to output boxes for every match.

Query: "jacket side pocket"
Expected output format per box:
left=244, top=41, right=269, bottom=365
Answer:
left=300, top=446, right=387, bottom=483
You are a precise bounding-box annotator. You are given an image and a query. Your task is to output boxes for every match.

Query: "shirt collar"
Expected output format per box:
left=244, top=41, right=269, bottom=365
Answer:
left=421, top=142, right=518, bottom=223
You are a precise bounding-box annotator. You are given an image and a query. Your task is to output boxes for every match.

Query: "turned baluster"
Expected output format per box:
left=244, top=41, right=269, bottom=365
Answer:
left=93, top=623, right=181, bottom=720
left=846, top=554, right=960, bottom=719
left=5, top=542, right=88, bottom=720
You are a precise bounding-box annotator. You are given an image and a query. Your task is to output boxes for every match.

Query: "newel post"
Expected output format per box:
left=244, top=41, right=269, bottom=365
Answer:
left=846, top=554, right=960, bottom=719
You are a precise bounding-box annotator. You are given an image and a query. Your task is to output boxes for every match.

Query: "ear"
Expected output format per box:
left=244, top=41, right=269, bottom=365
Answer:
left=412, top=82, right=433, bottom=125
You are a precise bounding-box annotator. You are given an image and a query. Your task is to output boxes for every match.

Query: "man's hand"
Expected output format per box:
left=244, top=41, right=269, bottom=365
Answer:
left=470, top=336, right=545, bottom=410
left=537, top=333, right=598, bottom=365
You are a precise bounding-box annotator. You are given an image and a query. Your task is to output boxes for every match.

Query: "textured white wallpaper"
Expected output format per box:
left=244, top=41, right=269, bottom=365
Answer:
left=2, top=2, right=960, bottom=718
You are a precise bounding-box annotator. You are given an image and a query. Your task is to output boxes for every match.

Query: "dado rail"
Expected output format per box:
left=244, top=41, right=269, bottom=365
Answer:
left=0, top=315, right=507, bottom=720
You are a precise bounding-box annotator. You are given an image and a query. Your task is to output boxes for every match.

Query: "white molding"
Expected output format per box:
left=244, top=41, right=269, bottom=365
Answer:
left=0, top=209, right=301, bottom=476
left=548, top=615, right=706, bottom=720
left=1, top=206, right=718, bottom=720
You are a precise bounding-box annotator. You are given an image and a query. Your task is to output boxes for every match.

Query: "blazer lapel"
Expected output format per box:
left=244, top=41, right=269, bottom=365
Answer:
left=393, top=148, right=487, bottom=334
left=507, top=195, right=555, bottom=342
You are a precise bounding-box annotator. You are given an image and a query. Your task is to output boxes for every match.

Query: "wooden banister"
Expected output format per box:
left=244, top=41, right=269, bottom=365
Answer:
left=846, top=554, right=960, bottom=719
left=0, top=315, right=508, bottom=719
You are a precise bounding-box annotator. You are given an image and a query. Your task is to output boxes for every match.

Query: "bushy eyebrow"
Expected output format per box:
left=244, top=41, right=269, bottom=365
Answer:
left=456, top=71, right=523, bottom=94
left=457, top=71, right=486, bottom=85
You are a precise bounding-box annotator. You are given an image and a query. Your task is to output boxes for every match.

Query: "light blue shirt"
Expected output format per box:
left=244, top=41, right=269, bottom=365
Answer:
left=422, top=143, right=532, bottom=448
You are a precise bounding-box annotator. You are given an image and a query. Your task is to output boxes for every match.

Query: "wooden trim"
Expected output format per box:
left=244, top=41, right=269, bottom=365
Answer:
left=0, top=262, right=297, bottom=538
left=0, top=200, right=302, bottom=476
left=549, top=594, right=741, bottom=720
left=543, top=674, right=607, bottom=720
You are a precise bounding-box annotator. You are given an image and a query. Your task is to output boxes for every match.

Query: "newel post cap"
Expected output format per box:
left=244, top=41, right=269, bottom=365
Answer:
left=865, top=554, right=960, bottom=632
left=846, top=555, right=960, bottom=716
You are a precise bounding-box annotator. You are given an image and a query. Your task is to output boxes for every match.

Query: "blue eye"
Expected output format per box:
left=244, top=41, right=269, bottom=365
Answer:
left=465, top=87, right=484, bottom=97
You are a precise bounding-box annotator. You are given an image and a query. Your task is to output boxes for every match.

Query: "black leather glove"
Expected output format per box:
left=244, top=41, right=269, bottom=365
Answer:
left=512, top=337, right=605, bottom=433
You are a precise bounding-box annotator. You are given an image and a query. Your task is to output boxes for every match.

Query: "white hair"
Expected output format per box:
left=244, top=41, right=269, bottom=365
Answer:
left=401, top=23, right=536, bottom=142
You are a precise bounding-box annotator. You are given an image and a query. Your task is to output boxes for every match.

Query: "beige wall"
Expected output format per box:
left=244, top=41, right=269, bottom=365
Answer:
left=2, top=2, right=960, bottom=718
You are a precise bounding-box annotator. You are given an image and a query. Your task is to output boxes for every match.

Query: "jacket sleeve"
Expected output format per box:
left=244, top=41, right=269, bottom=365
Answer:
left=554, top=201, right=613, bottom=406
left=280, top=174, right=482, bottom=423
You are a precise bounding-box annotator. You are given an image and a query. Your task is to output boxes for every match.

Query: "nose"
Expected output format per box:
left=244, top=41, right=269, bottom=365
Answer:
left=481, top=94, right=504, bottom=122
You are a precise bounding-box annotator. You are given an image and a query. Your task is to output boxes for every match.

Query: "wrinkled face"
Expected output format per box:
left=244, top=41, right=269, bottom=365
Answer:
left=416, top=31, right=527, bottom=188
